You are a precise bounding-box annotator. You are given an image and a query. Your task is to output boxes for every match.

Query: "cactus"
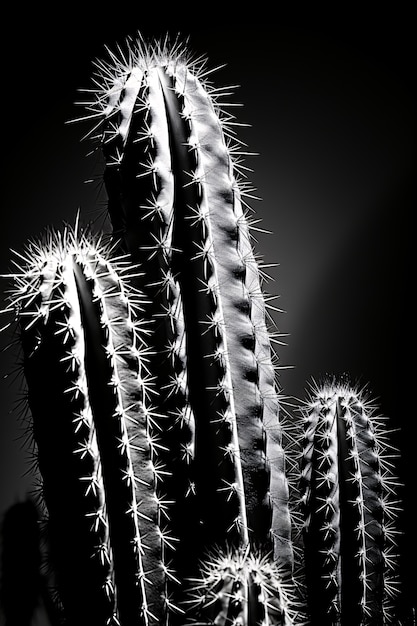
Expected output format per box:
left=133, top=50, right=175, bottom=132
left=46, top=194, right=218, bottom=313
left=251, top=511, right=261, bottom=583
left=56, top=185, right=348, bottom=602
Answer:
left=296, top=378, right=401, bottom=625
left=79, top=34, right=294, bottom=622
left=3, top=225, right=166, bottom=625
left=0, top=32, right=405, bottom=626
left=2, top=36, right=297, bottom=625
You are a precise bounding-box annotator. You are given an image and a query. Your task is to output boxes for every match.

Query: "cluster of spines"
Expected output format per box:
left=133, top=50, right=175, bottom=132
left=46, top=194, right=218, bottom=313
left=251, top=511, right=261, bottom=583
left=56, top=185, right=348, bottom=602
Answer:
left=184, top=546, right=302, bottom=625
left=297, top=378, right=401, bottom=624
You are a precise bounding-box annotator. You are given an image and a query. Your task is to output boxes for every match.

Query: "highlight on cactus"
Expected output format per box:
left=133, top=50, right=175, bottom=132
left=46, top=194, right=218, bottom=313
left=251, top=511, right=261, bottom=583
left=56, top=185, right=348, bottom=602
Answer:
left=0, top=31, right=407, bottom=626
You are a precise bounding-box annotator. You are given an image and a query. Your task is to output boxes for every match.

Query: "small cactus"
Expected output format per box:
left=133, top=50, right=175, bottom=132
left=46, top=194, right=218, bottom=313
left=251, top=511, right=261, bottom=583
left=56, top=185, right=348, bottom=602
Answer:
left=185, top=546, right=299, bottom=626
left=297, top=378, right=401, bottom=625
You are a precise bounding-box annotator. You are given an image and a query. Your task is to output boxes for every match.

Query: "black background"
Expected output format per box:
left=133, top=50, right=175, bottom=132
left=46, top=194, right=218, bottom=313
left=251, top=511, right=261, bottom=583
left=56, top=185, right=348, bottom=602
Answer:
left=0, top=5, right=415, bottom=623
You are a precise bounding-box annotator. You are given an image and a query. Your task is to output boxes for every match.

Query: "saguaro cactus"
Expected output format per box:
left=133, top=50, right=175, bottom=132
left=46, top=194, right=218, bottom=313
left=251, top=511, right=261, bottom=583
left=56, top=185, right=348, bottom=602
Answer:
left=298, top=379, right=401, bottom=625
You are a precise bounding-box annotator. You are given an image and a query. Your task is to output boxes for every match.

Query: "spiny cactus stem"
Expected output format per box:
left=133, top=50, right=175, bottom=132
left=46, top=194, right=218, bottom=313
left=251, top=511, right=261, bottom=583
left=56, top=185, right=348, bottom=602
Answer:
left=72, top=259, right=149, bottom=624
left=17, top=253, right=117, bottom=625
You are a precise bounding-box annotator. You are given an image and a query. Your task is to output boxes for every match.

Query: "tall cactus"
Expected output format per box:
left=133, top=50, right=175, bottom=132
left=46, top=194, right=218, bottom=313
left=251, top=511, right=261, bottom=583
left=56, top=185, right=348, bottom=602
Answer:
left=80, top=33, right=293, bottom=572
left=297, top=378, right=401, bottom=625
left=79, top=33, right=295, bottom=621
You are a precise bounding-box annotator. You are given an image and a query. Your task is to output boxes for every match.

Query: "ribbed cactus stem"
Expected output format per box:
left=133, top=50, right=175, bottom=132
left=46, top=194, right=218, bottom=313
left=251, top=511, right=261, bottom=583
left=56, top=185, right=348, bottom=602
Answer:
left=82, top=35, right=292, bottom=578
left=0, top=500, right=41, bottom=626
left=186, top=547, right=299, bottom=626
left=18, top=244, right=117, bottom=625
left=3, top=225, right=179, bottom=625
left=299, top=379, right=401, bottom=625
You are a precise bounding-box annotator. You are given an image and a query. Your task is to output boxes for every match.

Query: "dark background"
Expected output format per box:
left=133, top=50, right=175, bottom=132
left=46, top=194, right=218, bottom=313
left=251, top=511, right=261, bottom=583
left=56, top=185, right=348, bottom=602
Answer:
left=0, top=6, right=415, bottom=623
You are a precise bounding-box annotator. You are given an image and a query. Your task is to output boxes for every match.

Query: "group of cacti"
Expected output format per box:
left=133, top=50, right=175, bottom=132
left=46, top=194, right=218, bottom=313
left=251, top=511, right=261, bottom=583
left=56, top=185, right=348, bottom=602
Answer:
left=0, top=33, right=406, bottom=625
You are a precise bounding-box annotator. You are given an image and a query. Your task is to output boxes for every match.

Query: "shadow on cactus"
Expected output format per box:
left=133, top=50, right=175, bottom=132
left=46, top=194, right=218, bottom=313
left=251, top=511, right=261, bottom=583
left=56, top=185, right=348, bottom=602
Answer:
left=0, top=32, right=406, bottom=625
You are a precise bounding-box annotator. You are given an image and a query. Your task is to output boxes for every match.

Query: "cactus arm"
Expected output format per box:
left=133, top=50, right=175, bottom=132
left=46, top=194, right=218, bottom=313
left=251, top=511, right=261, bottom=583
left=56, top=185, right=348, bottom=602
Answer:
left=5, top=229, right=186, bottom=625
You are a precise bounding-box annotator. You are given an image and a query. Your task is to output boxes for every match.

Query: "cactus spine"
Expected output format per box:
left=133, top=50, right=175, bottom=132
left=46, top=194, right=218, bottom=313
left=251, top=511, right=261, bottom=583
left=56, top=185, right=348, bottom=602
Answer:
left=298, top=379, right=400, bottom=625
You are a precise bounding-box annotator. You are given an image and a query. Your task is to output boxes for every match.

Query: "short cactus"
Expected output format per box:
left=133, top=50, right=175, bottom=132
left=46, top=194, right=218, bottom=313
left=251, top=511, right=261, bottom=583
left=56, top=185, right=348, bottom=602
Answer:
left=297, top=378, right=401, bottom=625
left=0, top=32, right=406, bottom=626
